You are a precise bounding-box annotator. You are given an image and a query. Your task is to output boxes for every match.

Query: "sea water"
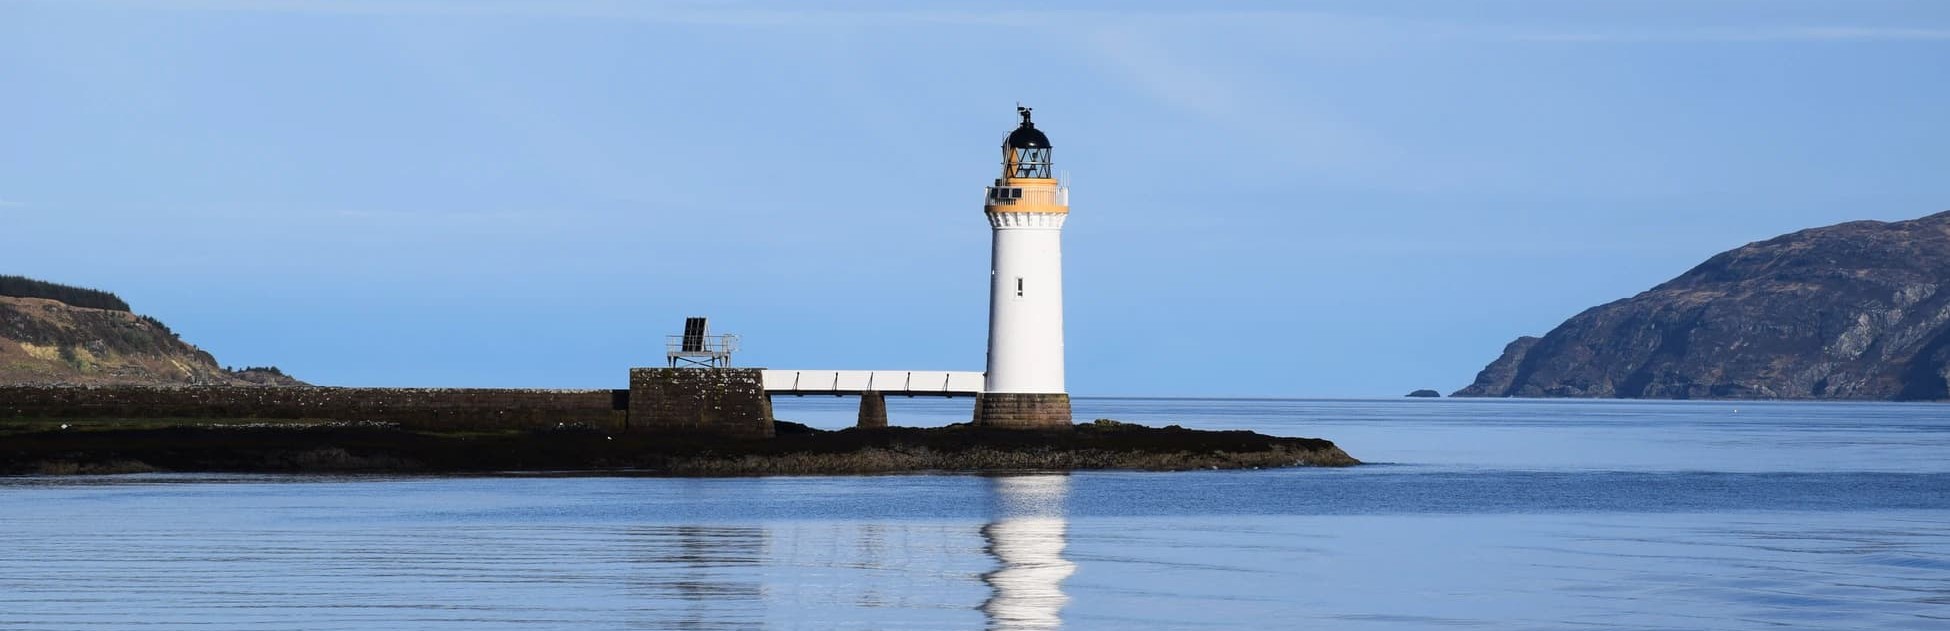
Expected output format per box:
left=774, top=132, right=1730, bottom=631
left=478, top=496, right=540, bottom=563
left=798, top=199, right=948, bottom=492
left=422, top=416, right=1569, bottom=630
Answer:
left=1, top=398, right=1947, bottom=630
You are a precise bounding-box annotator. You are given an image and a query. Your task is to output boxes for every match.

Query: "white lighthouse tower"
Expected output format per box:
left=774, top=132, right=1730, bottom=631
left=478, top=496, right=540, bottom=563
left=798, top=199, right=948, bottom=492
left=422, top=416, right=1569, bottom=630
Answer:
left=975, top=106, right=1073, bottom=429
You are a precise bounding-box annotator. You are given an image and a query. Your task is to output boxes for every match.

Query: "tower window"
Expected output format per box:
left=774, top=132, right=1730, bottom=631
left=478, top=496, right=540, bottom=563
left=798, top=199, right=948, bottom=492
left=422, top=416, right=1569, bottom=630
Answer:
left=1015, top=277, right=1024, bottom=298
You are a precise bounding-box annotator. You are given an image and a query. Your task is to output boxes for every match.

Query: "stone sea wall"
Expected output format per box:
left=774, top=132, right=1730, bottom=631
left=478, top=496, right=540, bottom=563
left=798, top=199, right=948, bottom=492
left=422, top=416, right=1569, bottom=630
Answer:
left=0, top=385, right=629, bottom=431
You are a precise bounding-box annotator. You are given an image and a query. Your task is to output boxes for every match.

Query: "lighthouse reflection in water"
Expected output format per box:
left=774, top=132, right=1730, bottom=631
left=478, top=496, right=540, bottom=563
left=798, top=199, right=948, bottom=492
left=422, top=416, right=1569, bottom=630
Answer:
left=981, top=475, right=1077, bottom=630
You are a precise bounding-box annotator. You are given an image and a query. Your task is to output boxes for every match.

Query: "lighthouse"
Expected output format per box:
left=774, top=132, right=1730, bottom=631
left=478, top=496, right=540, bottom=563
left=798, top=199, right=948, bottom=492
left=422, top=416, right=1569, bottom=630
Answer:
left=974, top=106, right=1073, bottom=429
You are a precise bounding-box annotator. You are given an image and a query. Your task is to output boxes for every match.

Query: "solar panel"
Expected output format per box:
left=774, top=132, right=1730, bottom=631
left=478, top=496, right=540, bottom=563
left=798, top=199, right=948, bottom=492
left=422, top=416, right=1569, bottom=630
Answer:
left=682, top=317, right=708, bottom=352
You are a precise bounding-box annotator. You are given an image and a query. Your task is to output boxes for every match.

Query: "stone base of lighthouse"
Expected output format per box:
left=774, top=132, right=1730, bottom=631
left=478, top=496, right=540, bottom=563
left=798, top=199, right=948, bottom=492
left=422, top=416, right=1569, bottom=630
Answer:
left=973, top=393, right=1072, bottom=429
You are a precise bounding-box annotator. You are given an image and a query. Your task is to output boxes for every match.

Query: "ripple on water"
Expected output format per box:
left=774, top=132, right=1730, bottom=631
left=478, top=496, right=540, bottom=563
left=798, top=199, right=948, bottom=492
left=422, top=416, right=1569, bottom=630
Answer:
left=5, top=398, right=1950, bottom=629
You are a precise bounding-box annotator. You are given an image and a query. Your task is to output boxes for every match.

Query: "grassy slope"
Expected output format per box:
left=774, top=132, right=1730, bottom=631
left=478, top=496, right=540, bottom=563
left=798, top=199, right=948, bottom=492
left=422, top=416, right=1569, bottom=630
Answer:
left=1, top=296, right=302, bottom=386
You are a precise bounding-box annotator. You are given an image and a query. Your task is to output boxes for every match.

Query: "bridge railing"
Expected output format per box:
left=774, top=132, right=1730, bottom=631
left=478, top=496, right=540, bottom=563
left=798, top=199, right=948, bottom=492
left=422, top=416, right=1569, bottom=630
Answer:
left=761, top=370, right=983, bottom=396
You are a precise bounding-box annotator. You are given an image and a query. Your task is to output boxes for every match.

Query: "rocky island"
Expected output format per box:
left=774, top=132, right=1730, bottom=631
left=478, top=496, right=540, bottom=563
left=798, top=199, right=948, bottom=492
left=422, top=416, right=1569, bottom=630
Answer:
left=2, top=276, right=1357, bottom=475
left=1455, top=210, right=1950, bottom=400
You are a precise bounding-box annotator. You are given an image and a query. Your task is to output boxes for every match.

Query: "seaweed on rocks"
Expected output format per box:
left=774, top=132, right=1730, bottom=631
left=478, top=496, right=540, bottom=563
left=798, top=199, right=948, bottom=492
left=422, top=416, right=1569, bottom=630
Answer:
left=0, top=420, right=1358, bottom=476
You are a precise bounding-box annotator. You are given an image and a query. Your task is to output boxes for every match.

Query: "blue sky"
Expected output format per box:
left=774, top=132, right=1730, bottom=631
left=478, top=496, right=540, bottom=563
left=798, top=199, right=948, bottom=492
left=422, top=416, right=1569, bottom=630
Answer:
left=3, top=0, right=1947, bottom=396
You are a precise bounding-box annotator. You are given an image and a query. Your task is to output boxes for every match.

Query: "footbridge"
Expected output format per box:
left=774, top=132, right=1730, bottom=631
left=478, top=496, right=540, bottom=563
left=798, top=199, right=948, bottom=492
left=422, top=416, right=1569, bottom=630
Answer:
left=761, top=370, right=984, bottom=429
left=761, top=370, right=983, bottom=397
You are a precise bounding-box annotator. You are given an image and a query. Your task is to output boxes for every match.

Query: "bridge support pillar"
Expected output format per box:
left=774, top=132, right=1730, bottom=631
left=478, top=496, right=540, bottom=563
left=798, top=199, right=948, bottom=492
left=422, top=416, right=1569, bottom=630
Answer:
left=857, top=391, right=888, bottom=429
left=973, top=393, right=1071, bottom=429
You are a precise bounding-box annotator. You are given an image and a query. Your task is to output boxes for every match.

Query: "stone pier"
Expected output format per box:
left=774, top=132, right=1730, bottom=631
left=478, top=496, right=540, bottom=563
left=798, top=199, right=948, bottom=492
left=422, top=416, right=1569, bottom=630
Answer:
left=0, top=385, right=628, bottom=431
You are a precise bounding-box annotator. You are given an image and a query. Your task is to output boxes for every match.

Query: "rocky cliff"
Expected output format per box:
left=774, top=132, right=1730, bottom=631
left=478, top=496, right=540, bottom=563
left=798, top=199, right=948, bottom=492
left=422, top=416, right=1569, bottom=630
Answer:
left=1455, top=210, right=1950, bottom=400
left=1, top=277, right=302, bottom=386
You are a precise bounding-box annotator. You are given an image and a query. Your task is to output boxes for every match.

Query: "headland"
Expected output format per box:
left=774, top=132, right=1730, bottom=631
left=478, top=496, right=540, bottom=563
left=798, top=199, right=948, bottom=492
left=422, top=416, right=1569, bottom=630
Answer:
left=1454, top=210, right=1950, bottom=401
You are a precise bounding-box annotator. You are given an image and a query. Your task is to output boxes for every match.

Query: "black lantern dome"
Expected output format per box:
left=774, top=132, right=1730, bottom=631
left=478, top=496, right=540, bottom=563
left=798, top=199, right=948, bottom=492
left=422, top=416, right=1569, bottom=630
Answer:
left=1003, top=106, right=1053, bottom=179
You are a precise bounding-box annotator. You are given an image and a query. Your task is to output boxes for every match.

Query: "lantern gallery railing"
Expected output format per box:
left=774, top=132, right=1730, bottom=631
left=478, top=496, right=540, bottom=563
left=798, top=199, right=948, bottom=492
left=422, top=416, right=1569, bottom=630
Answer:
left=984, top=186, right=1068, bottom=207
left=762, top=370, right=984, bottom=397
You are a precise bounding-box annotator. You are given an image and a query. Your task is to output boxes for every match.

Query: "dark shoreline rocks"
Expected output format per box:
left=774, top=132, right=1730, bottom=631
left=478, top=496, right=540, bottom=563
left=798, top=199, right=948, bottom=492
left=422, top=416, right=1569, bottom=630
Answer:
left=0, top=420, right=1359, bottom=476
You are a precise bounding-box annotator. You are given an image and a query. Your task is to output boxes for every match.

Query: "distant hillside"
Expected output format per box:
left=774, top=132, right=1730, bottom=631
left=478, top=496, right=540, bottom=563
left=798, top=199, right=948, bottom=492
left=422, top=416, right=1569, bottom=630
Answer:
left=1455, top=210, right=1950, bottom=400
left=0, top=277, right=303, bottom=386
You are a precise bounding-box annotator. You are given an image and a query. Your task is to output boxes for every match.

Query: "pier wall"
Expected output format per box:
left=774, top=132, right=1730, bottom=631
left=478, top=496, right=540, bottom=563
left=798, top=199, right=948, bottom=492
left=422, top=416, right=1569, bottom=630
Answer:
left=0, top=385, right=629, bottom=431
left=628, top=368, right=774, bottom=438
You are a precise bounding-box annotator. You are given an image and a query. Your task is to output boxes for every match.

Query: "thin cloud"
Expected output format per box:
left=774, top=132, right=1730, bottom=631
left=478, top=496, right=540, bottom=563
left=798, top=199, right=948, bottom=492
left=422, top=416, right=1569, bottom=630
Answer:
left=33, top=1, right=1949, bottom=45
left=1523, top=26, right=1950, bottom=43
left=4, top=0, right=1047, bottom=27
left=16, top=0, right=1950, bottom=45
left=1075, top=14, right=1402, bottom=172
left=330, top=208, right=549, bottom=222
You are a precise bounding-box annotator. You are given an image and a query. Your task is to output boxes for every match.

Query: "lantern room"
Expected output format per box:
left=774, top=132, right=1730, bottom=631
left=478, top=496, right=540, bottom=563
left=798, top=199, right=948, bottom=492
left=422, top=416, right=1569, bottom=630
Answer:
left=1002, top=106, right=1053, bottom=180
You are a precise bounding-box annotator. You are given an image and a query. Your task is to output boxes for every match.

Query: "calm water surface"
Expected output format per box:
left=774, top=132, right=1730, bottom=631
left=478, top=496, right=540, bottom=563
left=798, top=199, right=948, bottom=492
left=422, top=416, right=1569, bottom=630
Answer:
left=3, top=398, right=1948, bottom=629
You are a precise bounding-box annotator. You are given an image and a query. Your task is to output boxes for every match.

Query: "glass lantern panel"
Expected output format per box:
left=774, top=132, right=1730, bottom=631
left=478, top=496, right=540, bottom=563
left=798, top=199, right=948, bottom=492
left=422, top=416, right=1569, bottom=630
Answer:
left=1011, top=148, right=1052, bottom=178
